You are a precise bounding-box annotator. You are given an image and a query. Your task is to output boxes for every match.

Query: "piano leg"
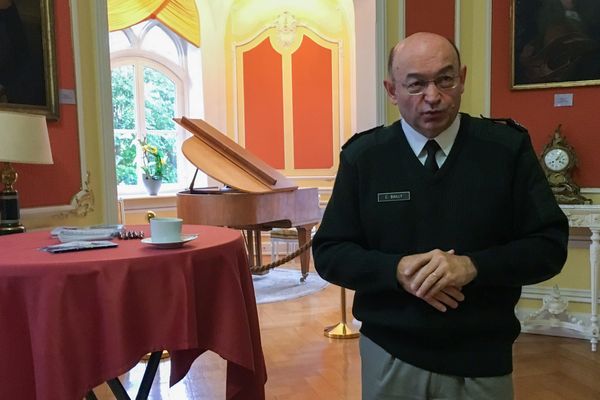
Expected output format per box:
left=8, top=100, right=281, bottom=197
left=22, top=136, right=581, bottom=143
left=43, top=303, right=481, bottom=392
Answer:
left=253, top=229, right=263, bottom=268
left=246, top=229, right=255, bottom=266
left=243, top=224, right=315, bottom=278
left=296, top=224, right=315, bottom=282
left=245, top=228, right=268, bottom=275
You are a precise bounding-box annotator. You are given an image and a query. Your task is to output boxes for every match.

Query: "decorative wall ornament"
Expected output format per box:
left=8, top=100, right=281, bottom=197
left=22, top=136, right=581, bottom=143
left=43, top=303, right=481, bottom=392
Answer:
left=274, top=12, right=297, bottom=48
left=56, top=172, right=95, bottom=218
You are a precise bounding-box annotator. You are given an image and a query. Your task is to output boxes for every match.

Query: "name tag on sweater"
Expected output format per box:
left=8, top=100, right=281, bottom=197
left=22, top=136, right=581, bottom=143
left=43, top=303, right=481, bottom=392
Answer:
left=377, top=191, right=410, bottom=202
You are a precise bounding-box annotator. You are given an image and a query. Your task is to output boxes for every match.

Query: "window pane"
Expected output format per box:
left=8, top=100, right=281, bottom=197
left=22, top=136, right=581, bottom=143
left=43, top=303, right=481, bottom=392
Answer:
left=111, top=65, right=136, bottom=130
left=147, top=132, right=178, bottom=183
left=114, top=131, right=138, bottom=185
left=109, top=31, right=131, bottom=52
left=142, top=26, right=179, bottom=62
left=144, top=67, right=175, bottom=130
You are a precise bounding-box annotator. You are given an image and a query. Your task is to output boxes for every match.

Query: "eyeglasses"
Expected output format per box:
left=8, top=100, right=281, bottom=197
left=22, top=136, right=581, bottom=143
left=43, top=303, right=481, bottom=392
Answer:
left=401, top=75, right=459, bottom=95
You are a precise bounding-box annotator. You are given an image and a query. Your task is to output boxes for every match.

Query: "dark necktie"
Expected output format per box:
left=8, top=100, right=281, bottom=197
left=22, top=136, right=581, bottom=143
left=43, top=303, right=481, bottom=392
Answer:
left=424, top=140, right=441, bottom=173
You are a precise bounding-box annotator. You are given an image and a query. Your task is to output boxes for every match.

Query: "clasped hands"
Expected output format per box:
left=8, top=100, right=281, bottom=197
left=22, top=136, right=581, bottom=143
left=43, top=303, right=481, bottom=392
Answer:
left=396, top=249, right=477, bottom=312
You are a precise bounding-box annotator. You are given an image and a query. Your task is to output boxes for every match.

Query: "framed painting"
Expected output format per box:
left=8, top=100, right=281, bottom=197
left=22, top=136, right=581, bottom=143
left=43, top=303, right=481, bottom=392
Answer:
left=0, top=0, right=58, bottom=119
left=512, top=0, right=600, bottom=90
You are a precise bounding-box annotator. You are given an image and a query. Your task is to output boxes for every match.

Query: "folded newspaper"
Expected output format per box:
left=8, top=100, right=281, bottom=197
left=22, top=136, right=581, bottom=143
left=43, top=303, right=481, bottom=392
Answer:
left=41, top=241, right=118, bottom=253
left=51, top=225, right=124, bottom=243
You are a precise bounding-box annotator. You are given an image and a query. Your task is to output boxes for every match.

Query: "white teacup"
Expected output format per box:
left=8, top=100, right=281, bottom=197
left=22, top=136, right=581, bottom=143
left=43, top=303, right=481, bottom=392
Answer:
left=150, top=217, right=183, bottom=243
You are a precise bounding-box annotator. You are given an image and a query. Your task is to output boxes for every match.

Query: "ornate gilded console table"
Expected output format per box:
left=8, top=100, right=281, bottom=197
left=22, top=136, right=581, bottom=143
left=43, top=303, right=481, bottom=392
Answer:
left=520, top=204, right=600, bottom=351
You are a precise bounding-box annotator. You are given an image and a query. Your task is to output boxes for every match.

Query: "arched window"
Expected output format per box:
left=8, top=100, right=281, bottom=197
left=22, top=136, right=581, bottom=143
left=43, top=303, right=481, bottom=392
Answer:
left=109, top=20, right=204, bottom=196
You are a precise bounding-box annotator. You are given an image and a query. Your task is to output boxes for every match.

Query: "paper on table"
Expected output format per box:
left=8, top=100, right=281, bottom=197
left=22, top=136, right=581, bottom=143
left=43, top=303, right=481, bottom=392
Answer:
left=57, top=229, right=117, bottom=242
left=52, top=225, right=124, bottom=242
left=41, top=241, right=118, bottom=253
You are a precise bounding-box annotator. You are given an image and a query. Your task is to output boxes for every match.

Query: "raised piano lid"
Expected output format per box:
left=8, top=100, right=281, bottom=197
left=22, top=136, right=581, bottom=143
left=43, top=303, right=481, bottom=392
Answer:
left=175, top=117, right=298, bottom=193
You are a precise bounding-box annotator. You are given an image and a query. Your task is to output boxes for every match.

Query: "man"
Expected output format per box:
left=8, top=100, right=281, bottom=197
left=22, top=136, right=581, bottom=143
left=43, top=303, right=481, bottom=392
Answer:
left=312, top=32, right=568, bottom=400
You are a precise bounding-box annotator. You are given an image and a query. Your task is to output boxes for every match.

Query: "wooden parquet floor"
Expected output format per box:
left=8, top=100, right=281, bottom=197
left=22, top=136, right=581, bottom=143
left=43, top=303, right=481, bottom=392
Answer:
left=90, top=268, right=600, bottom=400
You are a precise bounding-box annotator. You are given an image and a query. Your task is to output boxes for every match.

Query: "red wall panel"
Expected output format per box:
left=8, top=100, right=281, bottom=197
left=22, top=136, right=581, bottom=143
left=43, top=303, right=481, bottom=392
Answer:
left=405, top=0, right=455, bottom=40
left=292, top=36, right=333, bottom=169
left=243, top=39, right=285, bottom=169
left=491, top=1, right=600, bottom=187
left=18, top=0, right=81, bottom=208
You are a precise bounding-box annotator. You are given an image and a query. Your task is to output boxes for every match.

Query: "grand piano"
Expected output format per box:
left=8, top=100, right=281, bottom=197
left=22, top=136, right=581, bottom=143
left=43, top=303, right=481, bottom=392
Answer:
left=175, top=117, right=322, bottom=281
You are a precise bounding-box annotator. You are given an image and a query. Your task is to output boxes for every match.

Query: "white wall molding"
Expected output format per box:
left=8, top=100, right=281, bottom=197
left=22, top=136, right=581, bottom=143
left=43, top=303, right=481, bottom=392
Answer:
left=375, top=0, right=387, bottom=126
left=353, top=0, right=377, bottom=132
left=454, top=0, right=461, bottom=47
left=398, top=1, right=405, bottom=40
left=91, top=0, right=119, bottom=224
left=483, top=0, right=492, bottom=117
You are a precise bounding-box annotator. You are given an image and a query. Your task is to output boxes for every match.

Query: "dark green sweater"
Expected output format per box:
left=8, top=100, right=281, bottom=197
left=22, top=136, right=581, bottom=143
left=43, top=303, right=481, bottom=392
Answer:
left=312, top=114, right=569, bottom=377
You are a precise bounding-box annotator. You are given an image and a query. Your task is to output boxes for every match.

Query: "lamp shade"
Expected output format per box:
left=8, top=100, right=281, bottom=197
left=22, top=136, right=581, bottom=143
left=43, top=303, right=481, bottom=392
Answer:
left=0, top=111, right=53, bottom=164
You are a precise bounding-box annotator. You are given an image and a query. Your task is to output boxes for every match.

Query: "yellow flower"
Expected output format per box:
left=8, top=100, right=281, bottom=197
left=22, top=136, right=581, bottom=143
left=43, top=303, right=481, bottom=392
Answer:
left=139, top=137, right=165, bottom=179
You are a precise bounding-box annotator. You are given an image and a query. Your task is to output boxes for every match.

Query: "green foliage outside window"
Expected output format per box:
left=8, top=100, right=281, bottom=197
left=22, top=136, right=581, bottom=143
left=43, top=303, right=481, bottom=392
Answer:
left=112, top=64, right=179, bottom=187
left=114, top=132, right=138, bottom=185
left=111, top=66, right=135, bottom=130
left=144, top=67, right=175, bottom=130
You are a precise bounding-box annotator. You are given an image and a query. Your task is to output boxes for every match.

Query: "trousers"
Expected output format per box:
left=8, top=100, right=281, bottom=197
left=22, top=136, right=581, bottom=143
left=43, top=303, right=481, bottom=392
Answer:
left=360, top=335, right=514, bottom=400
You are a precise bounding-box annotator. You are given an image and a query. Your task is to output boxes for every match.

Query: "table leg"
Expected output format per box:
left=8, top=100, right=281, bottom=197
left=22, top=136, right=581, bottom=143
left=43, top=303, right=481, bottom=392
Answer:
left=105, top=350, right=162, bottom=400
left=136, top=351, right=162, bottom=399
left=85, top=391, right=98, bottom=400
left=106, top=379, right=130, bottom=400
left=590, top=228, right=599, bottom=352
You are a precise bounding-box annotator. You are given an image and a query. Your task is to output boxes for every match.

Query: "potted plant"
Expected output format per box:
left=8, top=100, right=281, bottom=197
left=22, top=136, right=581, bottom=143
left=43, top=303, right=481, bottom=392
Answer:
left=139, top=138, right=166, bottom=195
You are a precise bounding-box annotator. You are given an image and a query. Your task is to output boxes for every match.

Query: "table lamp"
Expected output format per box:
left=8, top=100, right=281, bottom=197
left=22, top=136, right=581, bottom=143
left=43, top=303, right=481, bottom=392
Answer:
left=0, top=111, right=53, bottom=235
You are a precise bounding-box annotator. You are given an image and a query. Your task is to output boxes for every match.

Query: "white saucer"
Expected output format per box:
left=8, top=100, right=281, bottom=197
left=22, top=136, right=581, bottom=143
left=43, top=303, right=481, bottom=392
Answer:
left=141, top=234, right=198, bottom=249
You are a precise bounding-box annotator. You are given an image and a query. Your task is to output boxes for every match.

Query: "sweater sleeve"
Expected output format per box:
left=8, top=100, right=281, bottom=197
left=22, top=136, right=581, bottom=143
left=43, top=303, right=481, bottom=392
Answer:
left=467, top=134, right=569, bottom=287
left=312, top=153, right=403, bottom=292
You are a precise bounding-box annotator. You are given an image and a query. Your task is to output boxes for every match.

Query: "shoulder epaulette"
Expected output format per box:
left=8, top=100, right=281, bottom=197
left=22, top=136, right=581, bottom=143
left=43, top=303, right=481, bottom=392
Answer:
left=342, top=125, right=384, bottom=149
left=479, top=115, right=528, bottom=133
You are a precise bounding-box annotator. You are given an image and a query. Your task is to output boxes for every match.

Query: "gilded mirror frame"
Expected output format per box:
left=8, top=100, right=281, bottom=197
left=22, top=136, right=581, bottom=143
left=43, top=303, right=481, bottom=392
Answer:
left=0, top=0, right=59, bottom=119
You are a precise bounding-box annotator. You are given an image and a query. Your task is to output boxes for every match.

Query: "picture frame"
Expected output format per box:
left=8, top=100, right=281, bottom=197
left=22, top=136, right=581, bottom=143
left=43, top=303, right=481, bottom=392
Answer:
left=0, top=0, right=59, bottom=119
left=511, top=0, right=600, bottom=90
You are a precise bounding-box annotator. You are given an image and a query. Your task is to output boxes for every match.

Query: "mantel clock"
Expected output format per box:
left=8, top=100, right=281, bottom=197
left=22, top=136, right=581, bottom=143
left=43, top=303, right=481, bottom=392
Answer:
left=540, top=125, right=591, bottom=205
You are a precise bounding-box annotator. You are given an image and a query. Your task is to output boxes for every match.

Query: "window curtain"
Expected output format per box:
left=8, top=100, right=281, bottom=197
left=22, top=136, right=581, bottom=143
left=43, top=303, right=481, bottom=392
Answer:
left=107, top=0, right=200, bottom=47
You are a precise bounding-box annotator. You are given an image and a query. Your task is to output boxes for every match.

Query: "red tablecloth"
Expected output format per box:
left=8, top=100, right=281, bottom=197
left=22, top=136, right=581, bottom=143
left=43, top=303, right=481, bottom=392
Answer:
left=0, top=225, right=266, bottom=400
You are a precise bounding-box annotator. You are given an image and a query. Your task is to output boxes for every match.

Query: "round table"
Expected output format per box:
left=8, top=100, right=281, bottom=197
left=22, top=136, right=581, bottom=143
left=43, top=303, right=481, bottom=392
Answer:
left=0, top=224, right=266, bottom=400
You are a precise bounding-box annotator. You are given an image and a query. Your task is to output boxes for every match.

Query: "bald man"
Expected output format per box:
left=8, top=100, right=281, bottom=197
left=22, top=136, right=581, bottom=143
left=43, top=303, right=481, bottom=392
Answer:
left=313, top=32, right=568, bottom=400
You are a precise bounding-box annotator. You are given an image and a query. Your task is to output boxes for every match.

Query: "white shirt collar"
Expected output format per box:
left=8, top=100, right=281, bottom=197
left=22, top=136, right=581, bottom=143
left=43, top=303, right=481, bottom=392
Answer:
left=401, top=114, right=461, bottom=158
